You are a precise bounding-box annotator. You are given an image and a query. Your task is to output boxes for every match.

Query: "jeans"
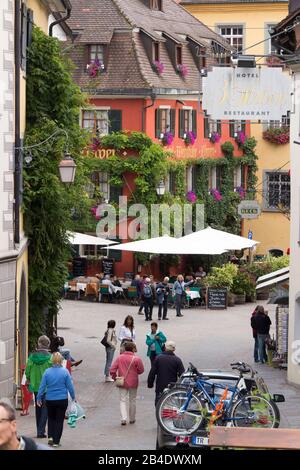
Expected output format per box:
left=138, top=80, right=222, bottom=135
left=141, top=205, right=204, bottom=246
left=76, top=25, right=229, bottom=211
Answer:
left=150, top=351, right=157, bottom=366
left=119, top=388, right=137, bottom=422
left=155, top=391, right=163, bottom=406
left=59, top=348, right=75, bottom=363
left=104, top=346, right=115, bottom=376
left=175, top=294, right=183, bottom=316
left=257, top=334, right=268, bottom=363
left=34, top=392, right=48, bottom=437
left=158, top=299, right=168, bottom=319
left=46, top=399, right=68, bottom=445
left=144, top=298, right=153, bottom=320
left=254, top=337, right=259, bottom=362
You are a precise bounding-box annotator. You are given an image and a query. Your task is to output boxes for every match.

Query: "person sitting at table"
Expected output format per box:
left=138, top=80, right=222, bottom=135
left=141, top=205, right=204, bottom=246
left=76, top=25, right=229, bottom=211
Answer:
left=112, top=276, right=122, bottom=288
left=194, top=266, right=206, bottom=278
left=102, top=275, right=114, bottom=302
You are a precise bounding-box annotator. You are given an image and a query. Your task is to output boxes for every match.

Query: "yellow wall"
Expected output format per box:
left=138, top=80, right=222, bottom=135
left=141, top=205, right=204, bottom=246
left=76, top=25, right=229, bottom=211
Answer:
left=184, top=2, right=290, bottom=254
left=27, top=0, right=50, bottom=33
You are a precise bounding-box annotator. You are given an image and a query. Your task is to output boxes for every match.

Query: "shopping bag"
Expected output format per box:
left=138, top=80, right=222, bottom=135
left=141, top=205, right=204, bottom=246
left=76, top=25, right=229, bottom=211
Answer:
left=67, top=401, right=86, bottom=428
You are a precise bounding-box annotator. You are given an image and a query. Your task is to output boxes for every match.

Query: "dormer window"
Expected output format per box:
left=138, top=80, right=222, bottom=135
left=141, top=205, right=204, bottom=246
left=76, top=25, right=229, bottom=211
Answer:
left=176, top=46, right=182, bottom=65
left=89, top=44, right=104, bottom=63
left=150, top=0, right=162, bottom=10
left=153, top=42, right=160, bottom=62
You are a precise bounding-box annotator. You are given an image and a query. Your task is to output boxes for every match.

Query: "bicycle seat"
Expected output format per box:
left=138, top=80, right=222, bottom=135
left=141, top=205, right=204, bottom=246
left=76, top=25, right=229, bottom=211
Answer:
left=233, top=366, right=251, bottom=374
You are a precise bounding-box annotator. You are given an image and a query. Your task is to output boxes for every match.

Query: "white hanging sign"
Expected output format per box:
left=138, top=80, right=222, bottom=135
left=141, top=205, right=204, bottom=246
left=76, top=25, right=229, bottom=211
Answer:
left=202, top=67, right=292, bottom=121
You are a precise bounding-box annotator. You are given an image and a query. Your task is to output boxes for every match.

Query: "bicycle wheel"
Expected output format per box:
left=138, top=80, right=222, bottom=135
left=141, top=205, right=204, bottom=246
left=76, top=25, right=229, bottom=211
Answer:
left=156, top=387, right=205, bottom=435
left=230, top=394, right=280, bottom=428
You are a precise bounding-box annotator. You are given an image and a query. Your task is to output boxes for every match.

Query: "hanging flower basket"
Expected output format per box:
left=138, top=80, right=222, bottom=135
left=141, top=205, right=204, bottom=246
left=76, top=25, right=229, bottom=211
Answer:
left=89, top=137, right=101, bottom=151
left=187, top=191, right=197, bottom=203
left=234, top=186, right=245, bottom=199
left=176, top=64, right=189, bottom=78
left=210, top=188, right=222, bottom=202
left=161, top=131, right=174, bottom=145
left=263, top=127, right=290, bottom=145
left=152, top=61, right=164, bottom=75
left=210, top=132, right=221, bottom=144
left=235, top=130, right=246, bottom=146
left=86, top=59, right=105, bottom=78
left=184, top=131, right=196, bottom=145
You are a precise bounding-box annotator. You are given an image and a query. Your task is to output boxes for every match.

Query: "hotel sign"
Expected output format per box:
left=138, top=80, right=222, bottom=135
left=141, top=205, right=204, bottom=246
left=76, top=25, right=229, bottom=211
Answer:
left=202, top=67, right=291, bottom=121
left=238, top=200, right=261, bottom=219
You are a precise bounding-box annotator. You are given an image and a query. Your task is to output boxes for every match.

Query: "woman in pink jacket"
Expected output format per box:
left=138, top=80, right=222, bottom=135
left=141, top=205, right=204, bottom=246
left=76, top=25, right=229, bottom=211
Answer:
left=110, top=342, right=144, bottom=426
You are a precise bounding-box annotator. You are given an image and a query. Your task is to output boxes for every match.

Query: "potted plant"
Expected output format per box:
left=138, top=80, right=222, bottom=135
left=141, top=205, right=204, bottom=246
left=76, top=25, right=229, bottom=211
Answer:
left=235, top=130, right=246, bottom=146
left=263, top=127, right=289, bottom=144
left=160, top=131, right=174, bottom=146
left=176, top=64, right=189, bottom=78
left=184, top=131, right=196, bottom=145
left=86, top=59, right=105, bottom=78
left=186, top=191, right=197, bottom=203
left=152, top=60, right=164, bottom=75
left=231, top=273, right=248, bottom=304
left=210, top=132, right=221, bottom=144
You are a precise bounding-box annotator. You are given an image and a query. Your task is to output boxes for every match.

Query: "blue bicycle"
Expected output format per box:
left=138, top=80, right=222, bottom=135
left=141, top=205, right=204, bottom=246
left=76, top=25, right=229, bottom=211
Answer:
left=156, top=362, right=280, bottom=436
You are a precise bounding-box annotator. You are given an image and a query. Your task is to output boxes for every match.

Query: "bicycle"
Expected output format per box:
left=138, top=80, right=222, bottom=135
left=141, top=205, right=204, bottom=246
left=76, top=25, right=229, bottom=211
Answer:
left=156, top=362, right=280, bottom=436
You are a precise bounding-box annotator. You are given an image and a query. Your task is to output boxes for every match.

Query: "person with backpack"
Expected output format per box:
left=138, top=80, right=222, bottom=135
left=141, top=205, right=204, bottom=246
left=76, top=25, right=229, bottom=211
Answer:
left=142, top=277, right=154, bottom=321
left=156, top=277, right=170, bottom=320
left=146, top=322, right=167, bottom=365
left=110, top=342, right=144, bottom=426
left=103, top=320, right=117, bottom=382
left=172, top=274, right=194, bottom=317
left=251, top=305, right=271, bottom=364
left=25, top=336, right=53, bottom=438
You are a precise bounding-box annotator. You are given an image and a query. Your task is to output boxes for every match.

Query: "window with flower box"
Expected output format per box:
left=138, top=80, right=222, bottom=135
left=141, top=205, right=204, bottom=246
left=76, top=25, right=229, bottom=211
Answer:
left=89, top=45, right=104, bottom=63
left=155, top=108, right=176, bottom=138
left=179, top=109, right=197, bottom=138
left=204, top=113, right=221, bottom=138
left=229, top=120, right=246, bottom=138
left=82, top=109, right=122, bottom=135
left=264, top=171, right=290, bottom=211
left=153, top=42, right=160, bottom=61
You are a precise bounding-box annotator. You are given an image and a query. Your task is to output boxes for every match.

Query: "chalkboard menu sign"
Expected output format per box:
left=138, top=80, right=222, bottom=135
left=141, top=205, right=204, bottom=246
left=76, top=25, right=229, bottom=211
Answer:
left=207, top=288, right=227, bottom=310
left=72, top=257, right=87, bottom=277
left=102, top=258, right=114, bottom=276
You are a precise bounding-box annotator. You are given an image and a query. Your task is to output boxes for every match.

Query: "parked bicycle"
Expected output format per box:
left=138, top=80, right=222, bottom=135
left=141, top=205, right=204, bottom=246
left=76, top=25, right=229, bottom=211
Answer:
left=156, top=362, right=280, bottom=436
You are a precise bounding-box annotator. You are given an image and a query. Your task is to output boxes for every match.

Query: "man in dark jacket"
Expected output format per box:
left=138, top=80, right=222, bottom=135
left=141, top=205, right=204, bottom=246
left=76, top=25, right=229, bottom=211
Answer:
left=251, top=306, right=271, bottom=363
left=156, top=277, right=170, bottom=320
left=147, top=341, right=185, bottom=405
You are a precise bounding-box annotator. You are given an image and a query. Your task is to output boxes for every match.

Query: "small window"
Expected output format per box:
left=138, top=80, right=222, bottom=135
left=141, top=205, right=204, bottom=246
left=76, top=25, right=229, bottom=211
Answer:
left=229, top=120, right=246, bottom=138
left=91, top=171, right=109, bottom=201
left=82, top=110, right=109, bottom=136
left=84, top=245, right=97, bottom=256
left=89, top=44, right=104, bottom=63
left=150, top=0, right=162, bottom=11
left=265, top=171, right=290, bottom=210
left=153, top=42, right=160, bottom=62
left=218, top=25, right=243, bottom=53
left=204, top=113, right=221, bottom=138
left=176, top=46, right=182, bottom=65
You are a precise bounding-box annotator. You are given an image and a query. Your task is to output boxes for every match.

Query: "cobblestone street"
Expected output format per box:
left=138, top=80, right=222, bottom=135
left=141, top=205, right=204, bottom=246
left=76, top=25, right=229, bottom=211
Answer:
left=18, top=300, right=300, bottom=450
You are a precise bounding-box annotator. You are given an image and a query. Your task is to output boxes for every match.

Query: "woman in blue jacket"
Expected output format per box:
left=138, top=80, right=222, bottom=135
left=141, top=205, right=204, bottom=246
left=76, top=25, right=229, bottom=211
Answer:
left=146, top=322, right=167, bottom=365
left=37, top=352, right=75, bottom=447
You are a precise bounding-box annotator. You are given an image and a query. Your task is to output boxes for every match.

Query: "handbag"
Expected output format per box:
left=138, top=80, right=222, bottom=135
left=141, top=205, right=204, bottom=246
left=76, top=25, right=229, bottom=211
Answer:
left=100, top=330, right=109, bottom=348
left=115, top=356, right=135, bottom=388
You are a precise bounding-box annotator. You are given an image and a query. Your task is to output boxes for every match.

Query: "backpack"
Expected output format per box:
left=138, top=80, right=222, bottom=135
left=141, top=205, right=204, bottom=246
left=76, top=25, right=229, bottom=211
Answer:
left=143, top=285, right=152, bottom=298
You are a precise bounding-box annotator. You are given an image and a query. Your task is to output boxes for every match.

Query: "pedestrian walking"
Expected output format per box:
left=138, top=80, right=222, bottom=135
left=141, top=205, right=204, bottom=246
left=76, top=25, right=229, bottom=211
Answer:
left=110, top=342, right=144, bottom=426
left=156, top=277, right=170, bottom=320
left=131, top=275, right=143, bottom=314
left=250, top=306, right=260, bottom=362
left=172, top=274, right=194, bottom=317
left=37, top=352, right=75, bottom=447
left=147, top=341, right=185, bottom=405
left=104, top=320, right=117, bottom=382
left=118, top=315, right=136, bottom=353
left=146, top=322, right=167, bottom=366
left=0, top=401, right=50, bottom=450
left=142, top=277, right=154, bottom=321
left=25, top=335, right=52, bottom=438
left=251, top=305, right=271, bottom=364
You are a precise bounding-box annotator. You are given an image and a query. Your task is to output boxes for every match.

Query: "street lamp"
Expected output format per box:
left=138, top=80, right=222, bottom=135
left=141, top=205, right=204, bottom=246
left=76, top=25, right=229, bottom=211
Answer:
left=58, top=152, right=77, bottom=184
left=156, top=180, right=166, bottom=196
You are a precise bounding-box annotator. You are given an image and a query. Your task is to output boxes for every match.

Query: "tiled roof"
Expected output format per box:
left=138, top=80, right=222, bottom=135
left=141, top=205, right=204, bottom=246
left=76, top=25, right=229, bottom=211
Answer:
left=180, top=0, right=287, bottom=3
left=67, top=0, right=231, bottom=94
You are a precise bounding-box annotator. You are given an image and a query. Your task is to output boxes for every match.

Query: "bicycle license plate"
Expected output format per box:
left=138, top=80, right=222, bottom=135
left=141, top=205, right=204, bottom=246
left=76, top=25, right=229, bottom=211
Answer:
left=192, top=436, right=209, bottom=446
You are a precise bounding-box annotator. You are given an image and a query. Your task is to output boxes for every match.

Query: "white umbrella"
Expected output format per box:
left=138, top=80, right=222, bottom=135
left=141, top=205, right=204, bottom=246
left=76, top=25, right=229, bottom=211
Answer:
left=68, top=232, right=116, bottom=246
left=181, top=227, right=259, bottom=250
left=108, top=235, right=226, bottom=255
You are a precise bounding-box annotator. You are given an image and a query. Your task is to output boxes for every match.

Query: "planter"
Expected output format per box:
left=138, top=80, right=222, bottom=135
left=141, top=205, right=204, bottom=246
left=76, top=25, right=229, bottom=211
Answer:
left=228, top=292, right=236, bottom=307
left=234, top=293, right=246, bottom=304
left=257, top=291, right=269, bottom=301
left=246, top=293, right=257, bottom=303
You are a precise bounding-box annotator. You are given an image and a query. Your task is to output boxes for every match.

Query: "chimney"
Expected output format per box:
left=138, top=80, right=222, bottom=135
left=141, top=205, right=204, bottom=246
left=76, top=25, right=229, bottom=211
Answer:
left=289, top=0, right=300, bottom=14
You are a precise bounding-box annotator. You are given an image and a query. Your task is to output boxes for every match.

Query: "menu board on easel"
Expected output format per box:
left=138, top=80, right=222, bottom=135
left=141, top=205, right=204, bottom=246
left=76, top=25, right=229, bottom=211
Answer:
left=207, top=288, right=227, bottom=310
left=102, top=258, right=114, bottom=276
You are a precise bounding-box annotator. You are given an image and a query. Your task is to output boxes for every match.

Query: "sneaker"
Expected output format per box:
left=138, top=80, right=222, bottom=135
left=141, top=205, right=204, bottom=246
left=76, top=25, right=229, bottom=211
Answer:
left=48, top=438, right=53, bottom=446
left=71, top=359, right=83, bottom=367
left=105, top=376, right=114, bottom=382
left=163, top=318, right=169, bottom=320
left=129, top=420, right=136, bottom=424
left=52, top=443, right=61, bottom=448
left=37, top=434, right=47, bottom=438
left=176, top=314, right=184, bottom=317
left=121, top=420, right=127, bottom=426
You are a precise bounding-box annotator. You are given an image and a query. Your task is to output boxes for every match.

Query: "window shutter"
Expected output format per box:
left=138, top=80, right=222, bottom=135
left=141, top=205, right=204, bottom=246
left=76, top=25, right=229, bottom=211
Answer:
left=27, top=9, right=33, bottom=48
left=108, top=110, right=122, bottom=133
left=204, top=116, right=209, bottom=138
left=179, top=110, right=184, bottom=138
left=21, top=3, right=28, bottom=71
left=84, top=45, right=90, bottom=70
left=110, top=185, right=123, bottom=204
left=155, top=109, right=161, bottom=138
left=217, top=120, right=222, bottom=136
left=192, top=110, right=197, bottom=137
left=241, top=120, right=246, bottom=134
left=170, top=109, right=176, bottom=136
left=103, top=45, right=109, bottom=70
left=229, top=122, right=235, bottom=138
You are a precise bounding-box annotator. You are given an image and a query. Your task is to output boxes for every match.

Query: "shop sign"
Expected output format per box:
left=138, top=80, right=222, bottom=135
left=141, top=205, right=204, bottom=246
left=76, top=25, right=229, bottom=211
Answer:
left=238, top=200, right=261, bottom=219
left=202, top=67, right=291, bottom=121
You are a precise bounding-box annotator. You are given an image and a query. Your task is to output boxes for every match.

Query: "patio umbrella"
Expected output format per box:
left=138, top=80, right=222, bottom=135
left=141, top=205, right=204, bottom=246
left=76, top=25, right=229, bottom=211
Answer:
left=181, top=226, right=259, bottom=250
left=107, top=235, right=226, bottom=255
left=67, top=232, right=116, bottom=246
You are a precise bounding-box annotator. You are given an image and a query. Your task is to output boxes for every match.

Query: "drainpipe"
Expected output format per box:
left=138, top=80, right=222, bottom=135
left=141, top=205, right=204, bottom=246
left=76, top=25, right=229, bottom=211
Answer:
left=49, top=1, right=72, bottom=37
left=142, top=91, right=156, bottom=132
left=14, top=0, right=21, bottom=245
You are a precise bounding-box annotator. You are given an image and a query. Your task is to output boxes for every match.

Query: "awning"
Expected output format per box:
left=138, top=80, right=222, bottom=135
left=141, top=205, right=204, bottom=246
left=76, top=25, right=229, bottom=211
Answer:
left=68, top=232, right=116, bottom=246
left=257, top=266, right=289, bottom=284
left=181, top=226, right=259, bottom=250
left=256, top=273, right=289, bottom=290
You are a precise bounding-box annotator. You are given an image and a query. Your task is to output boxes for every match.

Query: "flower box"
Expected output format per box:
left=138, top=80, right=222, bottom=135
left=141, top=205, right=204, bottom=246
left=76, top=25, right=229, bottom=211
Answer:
left=176, top=64, right=188, bottom=78
left=86, top=59, right=105, bottom=78
left=184, top=131, right=196, bottom=145
left=152, top=61, right=164, bottom=75
left=210, top=132, right=221, bottom=144
left=161, top=131, right=174, bottom=145
left=263, top=127, right=289, bottom=145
